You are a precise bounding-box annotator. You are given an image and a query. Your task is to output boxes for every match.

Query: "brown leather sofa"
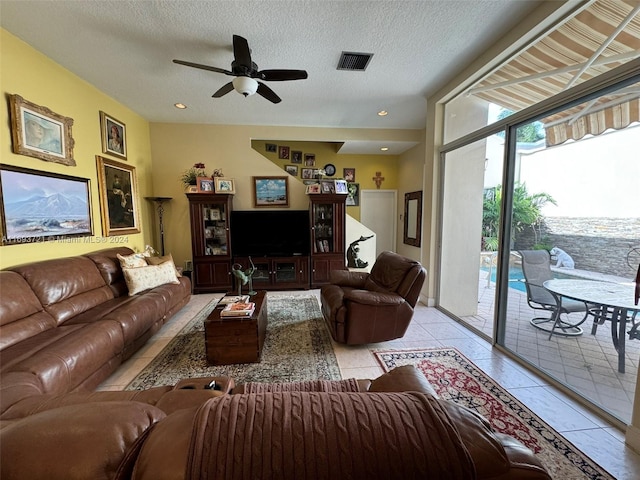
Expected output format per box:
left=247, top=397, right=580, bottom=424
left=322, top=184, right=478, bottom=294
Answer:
left=0, top=366, right=551, bottom=480
left=321, top=251, right=426, bottom=344
left=0, top=247, right=191, bottom=410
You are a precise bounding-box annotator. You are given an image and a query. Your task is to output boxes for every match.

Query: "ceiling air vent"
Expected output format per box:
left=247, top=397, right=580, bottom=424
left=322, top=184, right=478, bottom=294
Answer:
left=337, top=51, right=373, bottom=71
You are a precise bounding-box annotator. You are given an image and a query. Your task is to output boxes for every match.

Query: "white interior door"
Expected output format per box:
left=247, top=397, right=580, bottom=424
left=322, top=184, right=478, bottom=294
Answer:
left=360, top=190, right=397, bottom=257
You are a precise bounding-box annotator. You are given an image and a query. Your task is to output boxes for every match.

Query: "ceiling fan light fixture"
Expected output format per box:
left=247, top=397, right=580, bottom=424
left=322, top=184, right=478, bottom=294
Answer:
left=232, top=76, right=259, bottom=97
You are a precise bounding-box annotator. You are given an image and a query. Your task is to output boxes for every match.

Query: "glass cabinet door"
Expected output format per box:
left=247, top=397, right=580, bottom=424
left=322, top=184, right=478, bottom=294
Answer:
left=312, top=203, right=334, bottom=253
left=202, top=203, right=228, bottom=256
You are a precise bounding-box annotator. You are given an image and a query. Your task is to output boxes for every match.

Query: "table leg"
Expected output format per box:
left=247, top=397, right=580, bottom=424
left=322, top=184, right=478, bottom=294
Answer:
left=609, top=307, right=626, bottom=374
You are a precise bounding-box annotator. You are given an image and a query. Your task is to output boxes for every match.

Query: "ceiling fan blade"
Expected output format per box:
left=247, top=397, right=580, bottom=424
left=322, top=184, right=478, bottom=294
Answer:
left=232, top=35, right=252, bottom=69
left=259, top=69, right=308, bottom=81
left=173, top=59, right=232, bottom=76
left=257, top=82, right=281, bottom=103
left=212, top=82, right=234, bottom=98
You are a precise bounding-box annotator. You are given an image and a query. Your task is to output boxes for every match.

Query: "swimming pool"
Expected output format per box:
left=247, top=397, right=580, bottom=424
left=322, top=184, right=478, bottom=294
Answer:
left=481, top=265, right=574, bottom=292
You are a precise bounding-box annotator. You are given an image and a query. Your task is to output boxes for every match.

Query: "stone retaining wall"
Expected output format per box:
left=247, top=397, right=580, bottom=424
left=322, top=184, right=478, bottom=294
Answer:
left=515, top=217, right=640, bottom=278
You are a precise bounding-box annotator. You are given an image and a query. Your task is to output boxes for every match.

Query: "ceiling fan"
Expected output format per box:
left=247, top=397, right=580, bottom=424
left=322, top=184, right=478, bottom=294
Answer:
left=173, top=35, right=308, bottom=104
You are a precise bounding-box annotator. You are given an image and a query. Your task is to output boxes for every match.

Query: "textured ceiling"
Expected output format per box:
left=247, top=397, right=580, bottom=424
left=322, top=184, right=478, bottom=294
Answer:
left=1, top=0, right=541, bottom=152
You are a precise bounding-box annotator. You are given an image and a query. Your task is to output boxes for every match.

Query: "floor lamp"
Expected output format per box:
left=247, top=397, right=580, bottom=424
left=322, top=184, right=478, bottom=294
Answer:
left=145, top=197, right=172, bottom=255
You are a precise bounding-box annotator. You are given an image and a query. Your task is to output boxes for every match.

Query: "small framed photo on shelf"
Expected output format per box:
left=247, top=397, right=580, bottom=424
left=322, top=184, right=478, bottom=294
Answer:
left=301, top=168, right=315, bottom=179
left=291, top=151, right=302, bottom=163
left=343, top=168, right=355, bottom=182
left=214, top=177, right=236, bottom=194
left=253, top=176, right=289, bottom=207
left=305, top=183, right=321, bottom=194
left=320, top=180, right=335, bottom=194
left=197, top=177, right=214, bottom=192
left=334, top=179, right=348, bottom=194
left=285, top=165, right=298, bottom=176
left=209, top=208, right=221, bottom=220
left=100, top=111, right=127, bottom=160
left=278, top=145, right=290, bottom=159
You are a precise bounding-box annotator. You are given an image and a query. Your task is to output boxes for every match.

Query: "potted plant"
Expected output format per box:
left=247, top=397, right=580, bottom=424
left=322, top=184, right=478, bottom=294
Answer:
left=181, top=163, right=206, bottom=190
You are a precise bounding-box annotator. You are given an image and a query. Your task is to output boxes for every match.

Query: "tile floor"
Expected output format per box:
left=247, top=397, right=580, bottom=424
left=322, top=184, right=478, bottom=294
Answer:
left=100, top=290, right=640, bottom=480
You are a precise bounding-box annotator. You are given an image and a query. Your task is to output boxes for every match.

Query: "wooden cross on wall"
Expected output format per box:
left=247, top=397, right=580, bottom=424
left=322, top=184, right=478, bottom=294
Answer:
left=372, top=171, right=385, bottom=189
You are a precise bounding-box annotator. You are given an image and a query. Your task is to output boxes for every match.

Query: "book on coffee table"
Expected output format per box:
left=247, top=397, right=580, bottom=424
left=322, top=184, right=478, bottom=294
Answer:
left=218, top=295, right=250, bottom=305
left=220, top=302, right=255, bottom=317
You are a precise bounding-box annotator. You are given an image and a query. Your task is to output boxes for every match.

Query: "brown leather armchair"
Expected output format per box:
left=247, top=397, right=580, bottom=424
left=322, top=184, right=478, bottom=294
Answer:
left=321, top=251, right=426, bottom=344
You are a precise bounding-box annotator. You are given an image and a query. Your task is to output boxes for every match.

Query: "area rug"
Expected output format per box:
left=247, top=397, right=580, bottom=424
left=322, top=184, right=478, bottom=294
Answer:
left=126, top=294, right=341, bottom=390
left=373, top=348, right=614, bottom=480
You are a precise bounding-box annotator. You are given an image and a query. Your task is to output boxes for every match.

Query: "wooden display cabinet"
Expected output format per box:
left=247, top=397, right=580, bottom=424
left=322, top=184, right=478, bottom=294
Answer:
left=309, top=193, right=347, bottom=287
left=186, top=193, right=234, bottom=293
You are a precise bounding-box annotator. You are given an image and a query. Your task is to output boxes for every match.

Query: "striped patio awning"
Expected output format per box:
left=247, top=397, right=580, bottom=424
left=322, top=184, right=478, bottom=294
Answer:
left=468, top=0, right=640, bottom=146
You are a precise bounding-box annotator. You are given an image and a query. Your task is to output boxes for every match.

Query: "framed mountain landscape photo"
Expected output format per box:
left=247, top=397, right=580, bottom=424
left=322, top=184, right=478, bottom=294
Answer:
left=0, top=165, right=92, bottom=245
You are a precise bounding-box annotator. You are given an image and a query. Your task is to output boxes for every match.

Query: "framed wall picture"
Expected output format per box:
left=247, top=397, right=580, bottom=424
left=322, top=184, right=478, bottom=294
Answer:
left=214, top=177, right=236, bottom=194
left=100, top=111, right=127, bottom=160
left=301, top=168, right=315, bottom=179
left=346, top=182, right=360, bottom=206
left=278, top=145, right=290, bottom=160
left=265, top=143, right=277, bottom=152
left=304, top=154, right=315, bottom=166
left=96, top=156, right=140, bottom=236
left=291, top=151, right=302, bottom=164
left=0, top=165, right=92, bottom=245
left=197, top=177, right=214, bottom=192
left=343, top=168, right=356, bottom=182
left=285, top=165, right=298, bottom=176
left=8, top=94, right=75, bottom=166
left=253, top=176, right=289, bottom=207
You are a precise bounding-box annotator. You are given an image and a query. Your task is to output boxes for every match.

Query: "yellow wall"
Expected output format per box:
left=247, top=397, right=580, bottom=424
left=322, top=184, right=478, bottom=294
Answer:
left=251, top=139, right=401, bottom=221
left=150, top=123, right=420, bottom=270
left=0, top=29, right=155, bottom=268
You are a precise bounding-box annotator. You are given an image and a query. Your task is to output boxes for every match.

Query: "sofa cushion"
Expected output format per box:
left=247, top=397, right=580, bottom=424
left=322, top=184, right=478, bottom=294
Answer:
left=10, top=256, right=114, bottom=325
left=123, top=263, right=180, bottom=296
left=85, top=247, right=135, bottom=297
left=0, top=401, right=166, bottom=480
left=117, top=252, right=148, bottom=269
left=145, top=253, right=182, bottom=277
left=0, top=271, right=57, bottom=351
left=0, top=321, right=124, bottom=395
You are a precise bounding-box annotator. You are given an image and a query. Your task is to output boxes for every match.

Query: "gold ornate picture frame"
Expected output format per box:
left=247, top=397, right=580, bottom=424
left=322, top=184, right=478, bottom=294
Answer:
left=100, top=111, right=127, bottom=160
left=8, top=94, right=75, bottom=166
left=96, top=156, right=140, bottom=236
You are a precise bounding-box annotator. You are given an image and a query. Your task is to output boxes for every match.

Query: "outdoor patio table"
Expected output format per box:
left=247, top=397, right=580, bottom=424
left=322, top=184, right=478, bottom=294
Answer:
left=543, top=279, right=639, bottom=374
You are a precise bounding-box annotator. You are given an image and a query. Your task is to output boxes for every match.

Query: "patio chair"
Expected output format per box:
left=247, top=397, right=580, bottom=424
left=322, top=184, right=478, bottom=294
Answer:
left=518, top=250, right=592, bottom=339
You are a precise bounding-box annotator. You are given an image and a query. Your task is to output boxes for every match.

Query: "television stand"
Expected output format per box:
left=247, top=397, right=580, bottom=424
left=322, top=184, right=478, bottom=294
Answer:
left=233, top=256, right=309, bottom=290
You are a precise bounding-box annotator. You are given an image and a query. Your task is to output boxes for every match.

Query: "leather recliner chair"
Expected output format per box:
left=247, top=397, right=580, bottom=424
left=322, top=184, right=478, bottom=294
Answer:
left=320, top=251, right=426, bottom=344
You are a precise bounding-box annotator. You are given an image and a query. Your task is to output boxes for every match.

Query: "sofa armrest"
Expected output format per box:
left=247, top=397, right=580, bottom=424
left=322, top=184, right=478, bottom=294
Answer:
left=344, top=289, right=405, bottom=306
left=368, top=365, right=438, bottom=395
left=328, top=269, right=369, bottom=287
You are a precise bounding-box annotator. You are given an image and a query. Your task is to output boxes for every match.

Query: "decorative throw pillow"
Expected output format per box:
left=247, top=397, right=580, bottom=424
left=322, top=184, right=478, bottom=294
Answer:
left=123, top=262, right=180, bottom=296
left=117, top=252, right=147, bottom=269
left=145, top=253, right=182, bottom=277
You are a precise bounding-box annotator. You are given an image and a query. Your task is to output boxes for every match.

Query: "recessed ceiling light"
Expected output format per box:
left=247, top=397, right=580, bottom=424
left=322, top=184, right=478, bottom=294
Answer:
left=381, top=147, right=389, bottom=151
left=378, top=110, right=388, bottom=116
left=174, top=103, right=187, bottom=109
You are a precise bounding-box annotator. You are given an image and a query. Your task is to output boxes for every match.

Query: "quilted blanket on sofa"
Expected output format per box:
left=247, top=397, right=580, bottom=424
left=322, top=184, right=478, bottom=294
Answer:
left=187, top=391, right=475, bottom=479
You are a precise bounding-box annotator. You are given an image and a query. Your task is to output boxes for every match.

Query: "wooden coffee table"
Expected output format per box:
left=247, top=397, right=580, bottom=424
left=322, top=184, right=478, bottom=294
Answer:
left=204, top=291, right=267, bottom=365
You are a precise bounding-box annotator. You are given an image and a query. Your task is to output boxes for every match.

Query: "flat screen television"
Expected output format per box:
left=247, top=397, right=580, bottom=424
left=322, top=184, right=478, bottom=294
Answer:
left=230, top=210, right=310, bottom=257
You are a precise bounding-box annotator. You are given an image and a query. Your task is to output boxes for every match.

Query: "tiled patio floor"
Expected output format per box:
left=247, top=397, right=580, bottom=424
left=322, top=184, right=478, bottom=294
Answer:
left=462, top=277, right=639, bottom=423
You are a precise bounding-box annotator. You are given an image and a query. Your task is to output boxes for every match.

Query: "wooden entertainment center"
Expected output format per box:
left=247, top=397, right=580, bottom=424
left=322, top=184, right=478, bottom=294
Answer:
left=186, top=192, right=346, bottom=293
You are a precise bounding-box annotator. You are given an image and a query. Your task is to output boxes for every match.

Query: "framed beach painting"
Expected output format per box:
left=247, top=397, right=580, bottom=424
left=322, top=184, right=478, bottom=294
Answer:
left=8, top=94, right=75, bottom=166
left=96, top=156, right=140, bottom=236
left=0, top=165, right=92, bottom=245
left=100, top=111, right=127, bottom=160
left=252, top=176, right=289, bottom=207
